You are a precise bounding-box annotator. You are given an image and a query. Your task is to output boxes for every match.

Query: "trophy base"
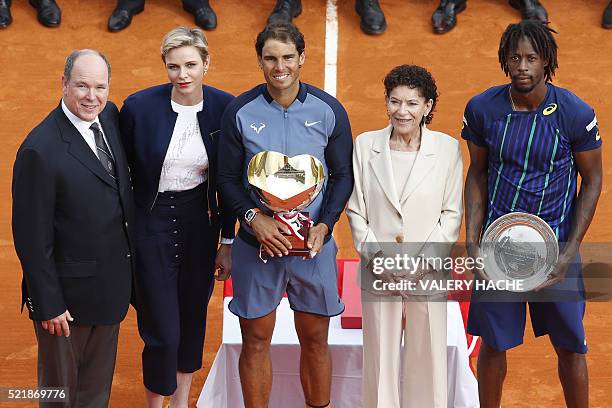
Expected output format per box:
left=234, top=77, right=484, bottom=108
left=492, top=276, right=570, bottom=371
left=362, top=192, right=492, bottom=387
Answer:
left=259, top=247, right=314, bottom=259
left=260, top=212, right=313, bottom=259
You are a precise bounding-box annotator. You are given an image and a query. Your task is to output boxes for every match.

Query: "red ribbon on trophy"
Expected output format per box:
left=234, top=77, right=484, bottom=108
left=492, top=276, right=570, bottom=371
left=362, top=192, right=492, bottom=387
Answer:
left=274, top=211, right=314, bottom=241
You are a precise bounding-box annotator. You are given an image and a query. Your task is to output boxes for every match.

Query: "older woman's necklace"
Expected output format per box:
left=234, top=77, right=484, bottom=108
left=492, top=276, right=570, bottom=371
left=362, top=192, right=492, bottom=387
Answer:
left=390, top=130, right=421, bottom=152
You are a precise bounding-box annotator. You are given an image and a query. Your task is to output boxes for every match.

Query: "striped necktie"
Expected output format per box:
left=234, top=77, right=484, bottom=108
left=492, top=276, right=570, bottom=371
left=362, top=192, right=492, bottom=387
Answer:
left=90, top=122, right=116, bottom=179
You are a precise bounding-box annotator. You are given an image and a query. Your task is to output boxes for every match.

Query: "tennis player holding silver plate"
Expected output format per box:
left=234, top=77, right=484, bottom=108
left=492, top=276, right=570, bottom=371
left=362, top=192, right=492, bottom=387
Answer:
left=247, top=151, right=325, bottom=258
left=480, top=212, right=559, bottom=292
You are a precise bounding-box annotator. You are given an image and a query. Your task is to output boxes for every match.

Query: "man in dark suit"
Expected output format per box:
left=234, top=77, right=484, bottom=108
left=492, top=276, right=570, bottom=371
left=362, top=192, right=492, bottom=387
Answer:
left=12, top=49, right=134, bottom=408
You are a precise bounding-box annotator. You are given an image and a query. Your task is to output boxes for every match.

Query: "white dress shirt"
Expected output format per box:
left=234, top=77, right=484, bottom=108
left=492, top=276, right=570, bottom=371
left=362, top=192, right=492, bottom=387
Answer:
left=61, top=100, right=113, bottom=159
left=158, top=100, right=209, bottom=192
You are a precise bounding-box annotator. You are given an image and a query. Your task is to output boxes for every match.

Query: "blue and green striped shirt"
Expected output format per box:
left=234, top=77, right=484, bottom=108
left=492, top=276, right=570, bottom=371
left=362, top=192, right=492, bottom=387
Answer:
left=462, top=84, right=601, bottom=242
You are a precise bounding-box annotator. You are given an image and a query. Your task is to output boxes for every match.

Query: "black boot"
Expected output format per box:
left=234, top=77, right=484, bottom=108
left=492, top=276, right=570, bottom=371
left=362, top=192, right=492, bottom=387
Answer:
left=603, top=1, right=612, bottom=29
left=0, top=0, right=12, bottom=29
left=29, top=0, right=61, bottom=27
left=431, top=0, right=467, bottom=34
left=108, top=2, right=144, bottom=32
left=508, top=0, right=548, bottom=23
left=184, top=0, right=217, bottom=30
left=267, top=0, right=302, bottom=25
left=355, top=0, right=386, bottom=35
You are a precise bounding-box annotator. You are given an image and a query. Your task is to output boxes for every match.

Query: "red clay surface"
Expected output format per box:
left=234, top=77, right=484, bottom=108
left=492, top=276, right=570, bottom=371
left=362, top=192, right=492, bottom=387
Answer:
left=1, top=0, right=611, bottom=406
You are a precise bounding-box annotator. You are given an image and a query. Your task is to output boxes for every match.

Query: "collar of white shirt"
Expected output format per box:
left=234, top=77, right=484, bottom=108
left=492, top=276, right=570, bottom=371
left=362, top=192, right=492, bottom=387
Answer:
left=61, top=100, right=113, bottom=160
left=61, top=99, right=102, bottom=138
left=171, top=99, right=203, bottom=113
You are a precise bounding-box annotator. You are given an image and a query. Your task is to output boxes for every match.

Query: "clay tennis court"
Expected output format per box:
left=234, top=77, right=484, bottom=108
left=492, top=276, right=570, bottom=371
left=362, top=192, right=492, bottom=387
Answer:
left=1, top=0, right=611, bottom=406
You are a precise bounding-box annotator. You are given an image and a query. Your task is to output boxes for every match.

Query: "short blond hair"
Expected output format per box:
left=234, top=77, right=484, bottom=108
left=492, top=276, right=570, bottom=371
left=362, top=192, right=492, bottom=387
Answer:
left=161, top=26, right=209, bottom=62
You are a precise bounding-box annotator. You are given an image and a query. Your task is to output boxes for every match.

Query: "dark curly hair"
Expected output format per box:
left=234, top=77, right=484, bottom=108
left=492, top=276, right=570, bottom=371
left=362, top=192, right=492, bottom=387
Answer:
left=255, top=22, right=305, bottom=57
left=498, top=20, right=558, bottom=82
left=383, top=64, right=438, bottom=125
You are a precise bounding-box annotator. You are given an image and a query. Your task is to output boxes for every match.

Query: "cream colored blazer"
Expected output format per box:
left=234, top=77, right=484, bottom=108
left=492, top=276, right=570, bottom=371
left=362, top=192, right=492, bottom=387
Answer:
left=347, top=125, right=464, bottom=273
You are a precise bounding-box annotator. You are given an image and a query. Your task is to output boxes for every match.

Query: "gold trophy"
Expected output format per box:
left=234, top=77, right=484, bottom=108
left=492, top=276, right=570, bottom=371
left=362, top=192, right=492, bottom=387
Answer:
left=247, top=151, right=326, bottom=258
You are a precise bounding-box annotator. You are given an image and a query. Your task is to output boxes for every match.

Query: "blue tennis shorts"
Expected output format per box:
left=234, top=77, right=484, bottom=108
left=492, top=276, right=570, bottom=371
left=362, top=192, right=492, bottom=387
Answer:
left=228, top=235, right=345, bottom=320
left=467, top=261, right=587, bottom=354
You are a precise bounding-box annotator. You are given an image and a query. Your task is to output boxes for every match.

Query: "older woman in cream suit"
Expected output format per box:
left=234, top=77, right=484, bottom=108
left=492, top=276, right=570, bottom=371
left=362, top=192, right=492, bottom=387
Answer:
left=347, top=65, right=463, bottom=408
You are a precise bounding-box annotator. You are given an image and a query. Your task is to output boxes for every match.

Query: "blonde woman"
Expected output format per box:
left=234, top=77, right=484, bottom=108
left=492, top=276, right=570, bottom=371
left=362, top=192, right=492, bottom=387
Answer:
left=347, top=64, right=463, bottom=408
left=119, top=27, right=235, bottom=407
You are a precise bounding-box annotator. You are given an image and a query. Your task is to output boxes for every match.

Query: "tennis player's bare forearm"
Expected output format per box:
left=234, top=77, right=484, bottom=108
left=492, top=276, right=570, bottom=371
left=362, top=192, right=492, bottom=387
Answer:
left=564, top=148, right=603, bottom=255
left=465, top=166, right=488, bottom=250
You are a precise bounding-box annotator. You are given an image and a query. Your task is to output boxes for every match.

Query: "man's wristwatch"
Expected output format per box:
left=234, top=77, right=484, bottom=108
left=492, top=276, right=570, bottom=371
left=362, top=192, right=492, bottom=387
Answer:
left=244, top=208, right=261, bottom=226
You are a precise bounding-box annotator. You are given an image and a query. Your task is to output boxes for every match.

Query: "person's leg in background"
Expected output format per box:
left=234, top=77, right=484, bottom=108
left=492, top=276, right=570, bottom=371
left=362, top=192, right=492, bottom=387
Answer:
left=0, top=0, right=12, bottom=28
left=267, top=0, right=302, bottom=25
left=603, top=1, right=612, bottom=28
left=108, top=0, right=145, bottom=32
left=508, top=0, right=548, bottom=23
left=355, top=0, right=386, bottom=35
left=182, top=0, right=217, bottom=30
left=431, top=0, right=467, bottom=34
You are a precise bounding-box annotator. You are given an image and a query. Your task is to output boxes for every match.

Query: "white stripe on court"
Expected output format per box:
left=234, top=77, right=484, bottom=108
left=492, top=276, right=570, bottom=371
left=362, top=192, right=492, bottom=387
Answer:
left=324, top=0, right=338, bottom=97
left=324, top=0, right=338, bottom=242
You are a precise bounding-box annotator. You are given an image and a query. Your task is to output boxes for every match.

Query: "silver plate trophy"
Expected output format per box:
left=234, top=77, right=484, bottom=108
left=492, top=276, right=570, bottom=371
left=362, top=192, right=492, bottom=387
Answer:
left=480, top=212, right=559, bottom=292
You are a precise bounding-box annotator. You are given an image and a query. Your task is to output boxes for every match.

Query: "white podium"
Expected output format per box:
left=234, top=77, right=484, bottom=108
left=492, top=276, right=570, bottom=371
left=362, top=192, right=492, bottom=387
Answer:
left=197, top=298, right=479, bottom=408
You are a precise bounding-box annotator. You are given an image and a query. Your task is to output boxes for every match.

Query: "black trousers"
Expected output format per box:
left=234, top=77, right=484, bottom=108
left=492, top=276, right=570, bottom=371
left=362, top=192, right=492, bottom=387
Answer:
left=134, top=183, right=218, bottom=396
left=116, top=0, right=208, bottom=11
left=34, top=322, right=119, bottom=408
